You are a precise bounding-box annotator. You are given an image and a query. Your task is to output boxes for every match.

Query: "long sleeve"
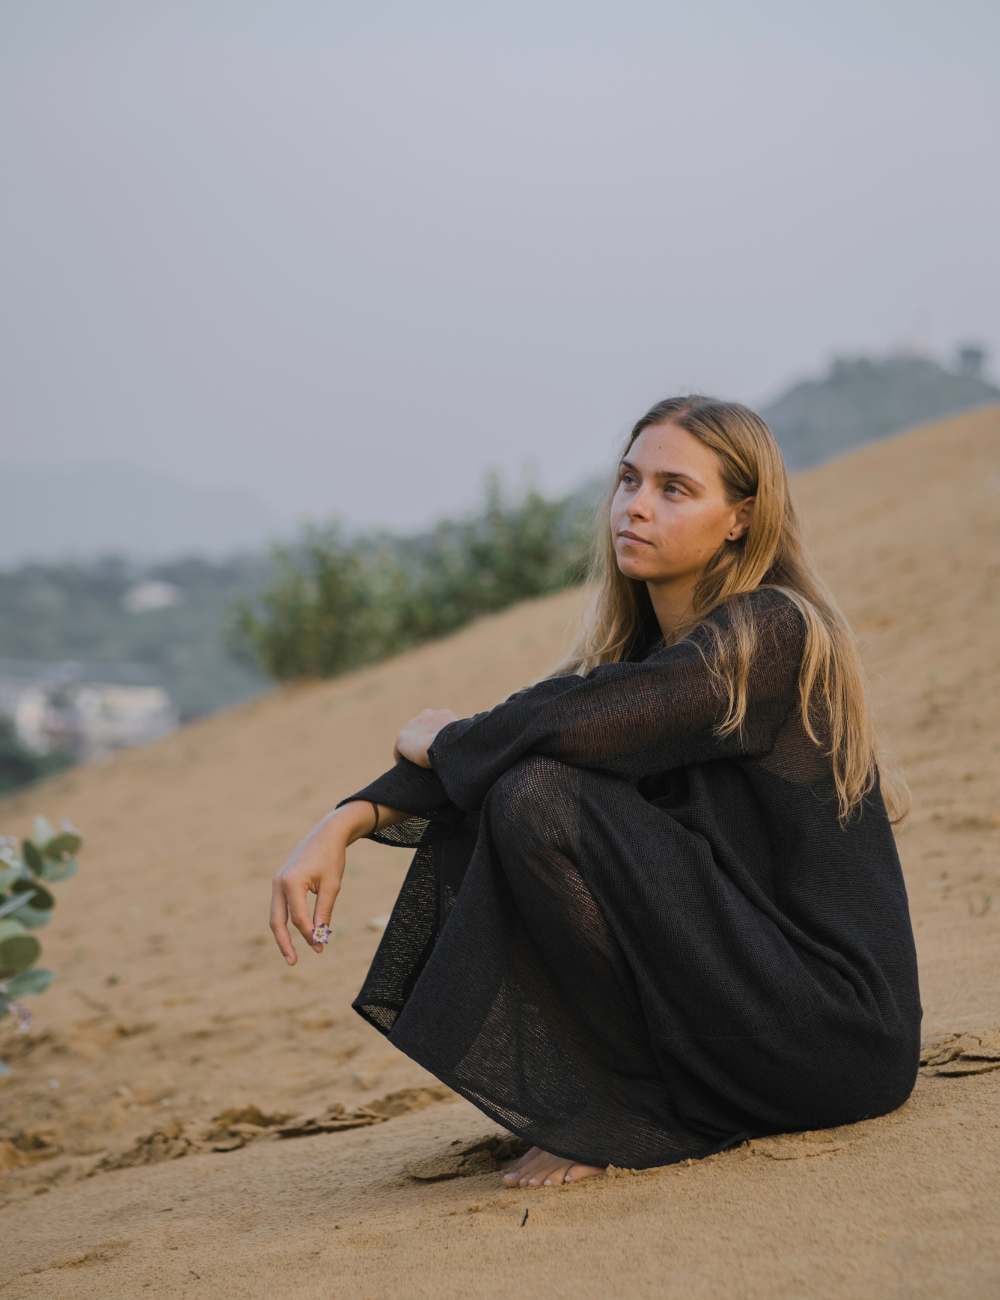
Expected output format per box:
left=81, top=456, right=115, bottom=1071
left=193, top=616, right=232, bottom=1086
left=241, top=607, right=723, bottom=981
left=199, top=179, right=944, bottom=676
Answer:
left=428, top=591, right=804, bottom=810
left=342, top=758, right=449, bottom=816
left=336, top=758, right=465, bottom=846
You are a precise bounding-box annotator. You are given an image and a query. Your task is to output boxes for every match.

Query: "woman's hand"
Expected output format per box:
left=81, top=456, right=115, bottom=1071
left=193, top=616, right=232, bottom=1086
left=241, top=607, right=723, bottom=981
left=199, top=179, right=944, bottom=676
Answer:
left=270, top=802, right=375, bottom=965
left=393, top=708, right=458, bottom=768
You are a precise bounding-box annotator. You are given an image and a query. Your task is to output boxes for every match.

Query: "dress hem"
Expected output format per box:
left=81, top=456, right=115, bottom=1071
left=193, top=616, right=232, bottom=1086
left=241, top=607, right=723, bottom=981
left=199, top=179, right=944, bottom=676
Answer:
left=353, top=995, right=753, bottom=1171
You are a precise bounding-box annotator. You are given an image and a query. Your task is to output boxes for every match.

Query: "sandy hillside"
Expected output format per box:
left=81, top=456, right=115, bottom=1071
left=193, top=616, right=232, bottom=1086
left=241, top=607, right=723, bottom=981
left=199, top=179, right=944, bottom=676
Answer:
left=1, top=404, right=999, bottom=1299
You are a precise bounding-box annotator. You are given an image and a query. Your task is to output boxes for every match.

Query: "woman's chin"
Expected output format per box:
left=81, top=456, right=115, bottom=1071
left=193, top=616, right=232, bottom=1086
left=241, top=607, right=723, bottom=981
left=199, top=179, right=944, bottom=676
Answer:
left=615, top=556, right=654, bottom=581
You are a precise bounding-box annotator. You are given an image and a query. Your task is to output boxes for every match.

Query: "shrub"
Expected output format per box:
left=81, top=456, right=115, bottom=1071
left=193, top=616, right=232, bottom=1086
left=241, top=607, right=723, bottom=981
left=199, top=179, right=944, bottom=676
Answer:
left=0, top=816, right=83, bottom=1073
left=230, top=478, right=591, bottom=682
left=228, top=525, right=385, bottom=680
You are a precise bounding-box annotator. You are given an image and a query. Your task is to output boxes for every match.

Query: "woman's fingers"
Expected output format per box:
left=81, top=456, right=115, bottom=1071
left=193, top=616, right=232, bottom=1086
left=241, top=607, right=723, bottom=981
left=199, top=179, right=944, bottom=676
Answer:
left=269, top=873, right=338, bottom=962
left=394, top=708, right=459, bottom=768
left=311, top=876, right=341, bottom=953
left=393, top=718, right=424, bottom=766
left=270, top=808, right=356, bottom=963
left=285, top=879, right=319, bottom=951
left=269, top=879, right=297, bottom=966
left=310, top=833, right=345, bottom=952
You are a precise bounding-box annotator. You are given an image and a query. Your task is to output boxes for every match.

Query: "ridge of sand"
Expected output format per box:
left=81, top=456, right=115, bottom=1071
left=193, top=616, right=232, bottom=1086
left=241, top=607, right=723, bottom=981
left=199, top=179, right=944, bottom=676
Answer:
left=1, top=404, right=998, bottom=1298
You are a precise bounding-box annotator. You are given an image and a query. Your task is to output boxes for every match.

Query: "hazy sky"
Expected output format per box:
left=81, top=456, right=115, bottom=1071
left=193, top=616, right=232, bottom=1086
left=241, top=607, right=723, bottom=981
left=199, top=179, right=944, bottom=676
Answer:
left=2, top=0, right=998, bottom=532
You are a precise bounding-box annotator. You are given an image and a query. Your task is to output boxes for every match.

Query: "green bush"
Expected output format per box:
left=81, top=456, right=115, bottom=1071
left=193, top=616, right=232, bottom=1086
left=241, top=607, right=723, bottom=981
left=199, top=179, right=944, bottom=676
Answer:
left=229, top=477, right=591, bottom=681
left=229, top=525, right=383, bottom=680
left=0, top=816, right=83, bottom=1073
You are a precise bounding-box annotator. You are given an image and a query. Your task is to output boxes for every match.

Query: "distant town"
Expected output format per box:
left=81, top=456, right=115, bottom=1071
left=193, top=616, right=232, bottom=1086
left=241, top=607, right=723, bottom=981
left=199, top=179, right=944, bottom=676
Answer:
left=0, top=660, right=178, bottom=764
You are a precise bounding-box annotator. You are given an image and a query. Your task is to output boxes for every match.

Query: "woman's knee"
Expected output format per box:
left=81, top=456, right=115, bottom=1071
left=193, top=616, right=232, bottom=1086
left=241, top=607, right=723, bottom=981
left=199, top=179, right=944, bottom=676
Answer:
left=488, top=755, right=579, bottom=826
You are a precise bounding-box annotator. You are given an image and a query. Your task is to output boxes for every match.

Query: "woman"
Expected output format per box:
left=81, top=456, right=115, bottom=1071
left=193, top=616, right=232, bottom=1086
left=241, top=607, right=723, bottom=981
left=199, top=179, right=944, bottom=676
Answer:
left=270, top=396, right=921, bottom=1188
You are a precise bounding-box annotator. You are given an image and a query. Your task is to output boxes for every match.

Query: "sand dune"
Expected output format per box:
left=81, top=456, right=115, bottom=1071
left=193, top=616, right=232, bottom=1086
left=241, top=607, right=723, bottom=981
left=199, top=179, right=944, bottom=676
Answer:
left=1, top=404, right=999, bottom=1298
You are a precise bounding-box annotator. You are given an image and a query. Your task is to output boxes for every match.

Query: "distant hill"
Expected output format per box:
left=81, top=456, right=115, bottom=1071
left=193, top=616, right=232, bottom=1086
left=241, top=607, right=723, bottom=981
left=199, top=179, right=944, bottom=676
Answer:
left=760, top=352, right=1000, bottom=469
left=0, top=461, right=289, bottom=565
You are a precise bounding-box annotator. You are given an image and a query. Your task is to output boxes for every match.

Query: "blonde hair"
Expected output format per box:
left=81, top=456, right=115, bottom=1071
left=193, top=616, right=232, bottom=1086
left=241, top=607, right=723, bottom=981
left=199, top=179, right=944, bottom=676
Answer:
left=560, top=396, right=908, bottom=825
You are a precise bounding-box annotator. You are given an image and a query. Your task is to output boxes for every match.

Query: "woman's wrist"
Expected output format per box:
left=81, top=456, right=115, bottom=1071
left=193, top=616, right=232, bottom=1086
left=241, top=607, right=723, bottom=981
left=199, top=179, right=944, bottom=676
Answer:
left=321, top=802, right=376, bottom=846
left=327, top=800, right=411, bottom=844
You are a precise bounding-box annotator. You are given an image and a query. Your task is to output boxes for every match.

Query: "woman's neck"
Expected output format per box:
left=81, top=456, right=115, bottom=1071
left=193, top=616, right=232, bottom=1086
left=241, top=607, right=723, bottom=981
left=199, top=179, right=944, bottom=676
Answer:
left=646, top=574, right=700, bottom=643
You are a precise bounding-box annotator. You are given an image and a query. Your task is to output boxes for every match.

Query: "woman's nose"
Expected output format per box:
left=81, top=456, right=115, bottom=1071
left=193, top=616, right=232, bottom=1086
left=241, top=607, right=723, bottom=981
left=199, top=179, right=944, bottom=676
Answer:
left=626, top=488, right=652, bottom=519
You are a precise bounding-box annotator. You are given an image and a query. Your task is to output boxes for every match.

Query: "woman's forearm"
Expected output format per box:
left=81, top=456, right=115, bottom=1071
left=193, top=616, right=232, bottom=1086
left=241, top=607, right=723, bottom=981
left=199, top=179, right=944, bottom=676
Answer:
left=332, top=800, right=410, bottom=843
left=270, top=800, right=411, bottom=965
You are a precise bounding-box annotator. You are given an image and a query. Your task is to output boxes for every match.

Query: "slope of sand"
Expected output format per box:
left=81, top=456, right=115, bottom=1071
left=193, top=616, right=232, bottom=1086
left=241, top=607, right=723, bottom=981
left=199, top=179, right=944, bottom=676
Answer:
left=1, top=404, right=998, bottom=1298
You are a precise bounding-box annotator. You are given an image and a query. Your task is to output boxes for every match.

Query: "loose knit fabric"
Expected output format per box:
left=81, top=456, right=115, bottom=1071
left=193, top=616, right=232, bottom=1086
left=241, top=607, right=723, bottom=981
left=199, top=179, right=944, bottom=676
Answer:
left=342, top=589, right=921, bottom=1169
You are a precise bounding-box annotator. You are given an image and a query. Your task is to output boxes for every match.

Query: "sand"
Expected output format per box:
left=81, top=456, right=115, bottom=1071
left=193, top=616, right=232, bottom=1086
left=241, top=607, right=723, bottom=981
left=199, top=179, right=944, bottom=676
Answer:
left=1, top=404, right=998, bottom=1298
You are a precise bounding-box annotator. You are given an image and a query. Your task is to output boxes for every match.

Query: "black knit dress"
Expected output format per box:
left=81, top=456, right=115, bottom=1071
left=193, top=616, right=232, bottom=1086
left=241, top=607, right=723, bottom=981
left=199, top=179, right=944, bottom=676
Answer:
left=341, top=589, right=921, bottom=1169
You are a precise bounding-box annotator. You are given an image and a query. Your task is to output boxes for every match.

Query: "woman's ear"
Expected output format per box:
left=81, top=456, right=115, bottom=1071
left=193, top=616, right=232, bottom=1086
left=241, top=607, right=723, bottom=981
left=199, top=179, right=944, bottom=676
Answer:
left=727, top=496, right=756, bottom=541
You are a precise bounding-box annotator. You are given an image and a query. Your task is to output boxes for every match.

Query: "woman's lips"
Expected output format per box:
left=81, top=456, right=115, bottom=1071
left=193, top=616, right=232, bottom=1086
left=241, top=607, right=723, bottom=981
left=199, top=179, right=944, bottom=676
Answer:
left=617, top=530, right=652, bottom=546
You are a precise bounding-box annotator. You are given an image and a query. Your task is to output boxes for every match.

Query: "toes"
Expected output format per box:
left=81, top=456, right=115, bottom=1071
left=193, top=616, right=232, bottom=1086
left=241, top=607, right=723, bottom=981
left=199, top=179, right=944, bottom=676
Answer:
left=520, top=1155, right=571, bottom=1186
left=500, top=1148, right=605, bottom=1188
left=564, top=1163, right=606, bottom=1182
left=526, top=1159, right=562, bottom=1186
left=503, top=1166, right=538, bottom=1184
left=501, top=1146, right=542, bottom=1182
left=535, top=1161, right=572, bottom=1186
left=503, top=1150, right=557, bottom=1186
left=501, top=1145, right=541, bottom=1174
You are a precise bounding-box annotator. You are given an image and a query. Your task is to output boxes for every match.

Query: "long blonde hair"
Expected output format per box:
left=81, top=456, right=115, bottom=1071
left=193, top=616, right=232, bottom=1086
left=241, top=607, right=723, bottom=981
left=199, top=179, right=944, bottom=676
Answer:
left=560, top=396, right=908, bottom=825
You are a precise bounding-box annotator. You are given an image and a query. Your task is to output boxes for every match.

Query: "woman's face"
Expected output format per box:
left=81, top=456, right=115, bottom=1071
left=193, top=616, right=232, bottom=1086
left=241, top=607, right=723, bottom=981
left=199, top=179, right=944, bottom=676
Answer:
left=611, top=422, right=754, bottom=586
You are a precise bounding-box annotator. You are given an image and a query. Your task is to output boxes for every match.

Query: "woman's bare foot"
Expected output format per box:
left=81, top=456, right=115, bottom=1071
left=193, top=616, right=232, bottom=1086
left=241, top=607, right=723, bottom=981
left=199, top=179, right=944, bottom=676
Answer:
left=501, top=1145, right=606, bottom=1187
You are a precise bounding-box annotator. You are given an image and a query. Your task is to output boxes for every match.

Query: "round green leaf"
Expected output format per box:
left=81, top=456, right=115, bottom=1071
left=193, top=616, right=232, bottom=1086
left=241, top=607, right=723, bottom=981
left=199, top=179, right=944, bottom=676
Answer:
left=12, top=879, right=54, bottom=910
left=42, top=833, right=83, bottom=861
left=0, top=891, right=34, bottom=921
left=12, top=905, right=51, bottom=930
left=40, top=858, right=78, bottom=883
left=32, top=816, right=55, bottom=848
left=4, top=968, right=54, bottom=996
left=21, top=840, right=44, bottom=875
left=0, top=920, right=41, bottom=973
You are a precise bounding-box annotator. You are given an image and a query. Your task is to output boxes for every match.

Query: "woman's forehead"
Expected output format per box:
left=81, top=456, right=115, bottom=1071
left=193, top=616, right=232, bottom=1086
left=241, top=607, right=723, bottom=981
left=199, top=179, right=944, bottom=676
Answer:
left=627, top=423, right=723, bottom=480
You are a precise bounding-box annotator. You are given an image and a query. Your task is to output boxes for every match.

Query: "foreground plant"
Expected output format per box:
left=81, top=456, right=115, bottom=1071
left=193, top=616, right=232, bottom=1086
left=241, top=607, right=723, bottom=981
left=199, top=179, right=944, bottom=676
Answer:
left=0, top=816, right=83, bottom=1074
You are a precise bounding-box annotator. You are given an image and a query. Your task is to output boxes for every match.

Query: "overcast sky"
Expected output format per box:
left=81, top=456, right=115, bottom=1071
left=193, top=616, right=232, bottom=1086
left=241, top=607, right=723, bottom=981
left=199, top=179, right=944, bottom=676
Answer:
left=2, top=0, right=998, bottom=533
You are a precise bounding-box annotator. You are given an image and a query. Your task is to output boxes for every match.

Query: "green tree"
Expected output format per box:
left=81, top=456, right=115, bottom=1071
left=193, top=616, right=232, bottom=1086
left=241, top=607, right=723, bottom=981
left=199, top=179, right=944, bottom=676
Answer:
left=228, top=525, right=392, bottom=679
left=229, top=478, right=590, bottom=682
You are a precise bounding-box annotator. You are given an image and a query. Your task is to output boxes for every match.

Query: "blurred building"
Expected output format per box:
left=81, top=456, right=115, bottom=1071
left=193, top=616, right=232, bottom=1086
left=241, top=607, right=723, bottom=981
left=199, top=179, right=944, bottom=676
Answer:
left=0, top=662, right=178, bottom=761
left=120, top=579, right=182, bottom=613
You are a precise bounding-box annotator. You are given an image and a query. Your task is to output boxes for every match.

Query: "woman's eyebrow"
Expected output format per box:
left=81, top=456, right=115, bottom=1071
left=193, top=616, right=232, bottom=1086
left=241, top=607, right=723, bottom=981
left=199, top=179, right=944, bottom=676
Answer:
left=621, top=459, right=704, bottom=489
